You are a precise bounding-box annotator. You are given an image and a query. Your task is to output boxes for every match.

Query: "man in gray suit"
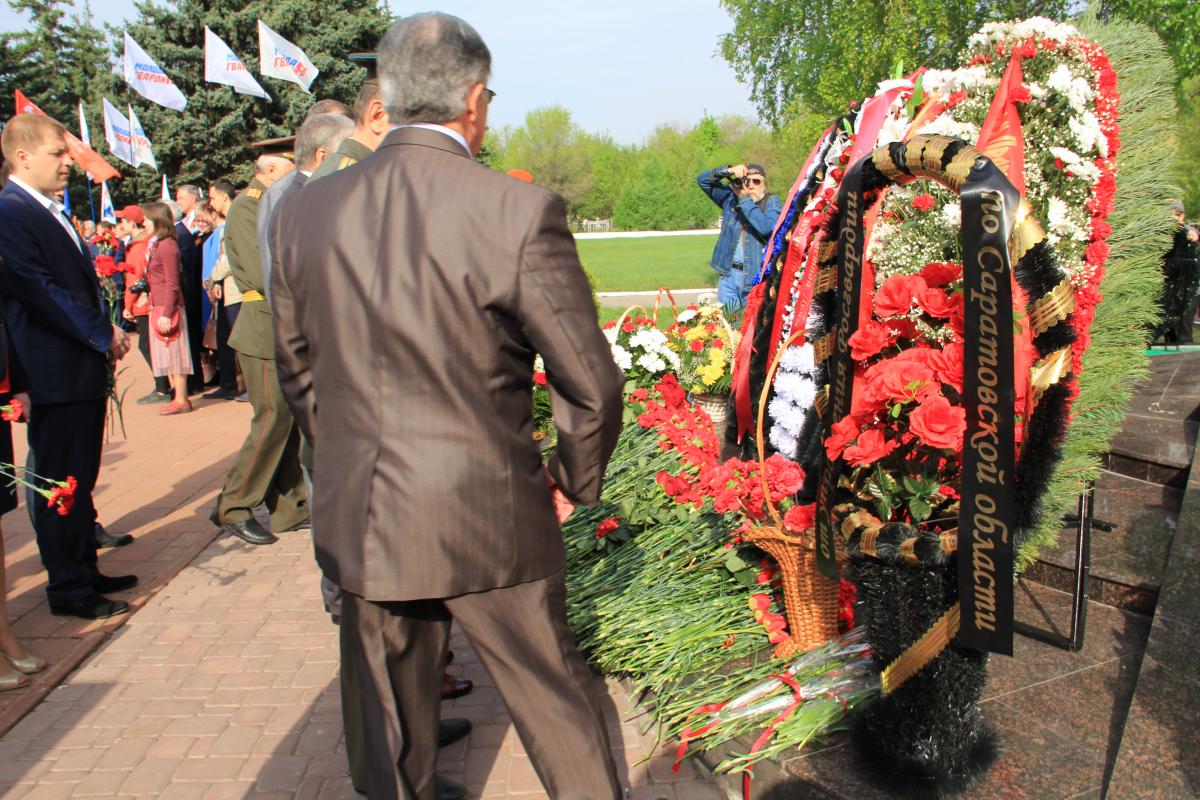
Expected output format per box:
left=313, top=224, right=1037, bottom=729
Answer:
left=270, top=12, right=625, bottom=800
left=257, top=112, right=353, bottom=300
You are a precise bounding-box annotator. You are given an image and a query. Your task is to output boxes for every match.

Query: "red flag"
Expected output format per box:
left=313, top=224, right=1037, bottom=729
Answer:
left=14, top=90, right=121, bottom=183
left=975, top=54, right=1027, bottom=196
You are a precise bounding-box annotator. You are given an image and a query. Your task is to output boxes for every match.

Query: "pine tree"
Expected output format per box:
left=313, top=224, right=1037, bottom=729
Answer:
left=92, top=0, right=390, bottom=204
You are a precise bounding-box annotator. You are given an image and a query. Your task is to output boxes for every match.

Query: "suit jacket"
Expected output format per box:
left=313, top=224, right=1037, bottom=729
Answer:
left=226, top=177, right=274, bottom=359
left=270, top=126, right=625, bottom=601
left=0, top=181, right=111, bottom=404
left=257, top=170, right=307, bottom=305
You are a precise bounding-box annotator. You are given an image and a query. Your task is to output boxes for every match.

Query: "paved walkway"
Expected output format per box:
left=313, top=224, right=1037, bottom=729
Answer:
left=0, top=341, right=725, bottom=799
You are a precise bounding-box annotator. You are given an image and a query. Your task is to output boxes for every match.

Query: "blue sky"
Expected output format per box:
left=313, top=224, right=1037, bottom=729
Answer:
left=0, top=1, right=758, bottom=144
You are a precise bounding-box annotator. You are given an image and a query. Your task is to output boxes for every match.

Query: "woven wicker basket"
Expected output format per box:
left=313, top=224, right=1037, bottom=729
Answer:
left=743, top=328, right=841, bottom=658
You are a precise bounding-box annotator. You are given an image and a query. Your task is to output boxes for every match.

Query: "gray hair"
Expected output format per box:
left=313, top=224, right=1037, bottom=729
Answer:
left=377, top=12, right=491, bottom=125
left=295, top=113, right=354, bottom=170
left=178, top=184, right=202, bottom=201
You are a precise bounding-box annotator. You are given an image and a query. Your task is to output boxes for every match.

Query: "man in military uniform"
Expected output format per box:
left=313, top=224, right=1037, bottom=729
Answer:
left=307, top=56, right=390, bottom=183
left=211, top=137, right=306, bottom=546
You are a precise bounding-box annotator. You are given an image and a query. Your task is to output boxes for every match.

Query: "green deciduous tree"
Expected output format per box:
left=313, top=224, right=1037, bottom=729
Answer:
left=718, top=0, right=1077, bottom=125
left=500, top=106, right=594, bottom=214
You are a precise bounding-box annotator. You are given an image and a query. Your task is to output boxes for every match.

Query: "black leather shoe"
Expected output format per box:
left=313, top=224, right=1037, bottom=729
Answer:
left=94, top=523, right=133, bottom=549
left=91, top=574, right=138, bottom=593
left=49, top=594, right=130, bottom=620
left=438, top=717, right=471, bottom=749
left=220, top=519, right=277, bottom=546
left=435, top=775, right=467, bottom=800
left=203, top=388, right=239, bottom=400
left=278, top=518, right=311, bottom=533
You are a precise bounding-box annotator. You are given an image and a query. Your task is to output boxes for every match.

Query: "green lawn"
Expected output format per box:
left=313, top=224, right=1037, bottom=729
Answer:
left=578, top=234, right=718, bottom=292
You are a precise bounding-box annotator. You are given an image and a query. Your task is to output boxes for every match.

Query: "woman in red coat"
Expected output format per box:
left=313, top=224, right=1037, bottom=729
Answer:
left=143, top=203, right=193, bottom=414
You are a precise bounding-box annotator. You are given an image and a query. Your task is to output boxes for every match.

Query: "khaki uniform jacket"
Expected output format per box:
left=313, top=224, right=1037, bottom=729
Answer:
left=307, top=136, right=374, bottom=184
left=226, top=177, right=273, bottom=359
left=270, top=127, right=624, bottom=602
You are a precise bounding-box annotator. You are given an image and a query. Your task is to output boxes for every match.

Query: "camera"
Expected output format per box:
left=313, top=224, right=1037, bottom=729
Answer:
left=129, top=277, right=149, bottom=295
left=715, top=169, right=743, bottom=189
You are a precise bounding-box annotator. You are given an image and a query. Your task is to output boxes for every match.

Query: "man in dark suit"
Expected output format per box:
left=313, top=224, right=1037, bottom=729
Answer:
left=173, top=204, right=203, bottom=394
left=271, top=14, right=626, bottom=800
left=0, top=114, right=137, bottom=620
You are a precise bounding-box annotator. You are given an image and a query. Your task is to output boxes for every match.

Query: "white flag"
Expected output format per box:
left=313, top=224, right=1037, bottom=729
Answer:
left=100, top=181, right=116, bottom=224
left=257, top=20, right=319, bottom=92
left=78, top=100, right=93, bottom=181
left=205, top=26, right=270, bottom=99
left=102, top=98, right=135, bottom=167
left=124, top=33, right=187, bottom=111
left=128, top=105, right=158, bottom=172
left=162, top=175, right=170, bottom=202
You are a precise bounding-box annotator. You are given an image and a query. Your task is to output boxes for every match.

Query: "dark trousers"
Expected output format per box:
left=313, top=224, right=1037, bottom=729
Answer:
left=135, top=316, right=172, bottom=395
left=216, top=301, right=240, bottom=393
left=28, top=399, right=106, bottom=604
left=341, top=572, right=622, bottom=800
left=183, top=285, right=203, bottom=393
left=212, top=351, right=307, bottom=530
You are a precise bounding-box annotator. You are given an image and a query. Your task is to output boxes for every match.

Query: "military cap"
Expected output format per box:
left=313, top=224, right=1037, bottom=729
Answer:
left=249, top=135, right=295, bottom=160
left=349, top=53, right=378, bottom=81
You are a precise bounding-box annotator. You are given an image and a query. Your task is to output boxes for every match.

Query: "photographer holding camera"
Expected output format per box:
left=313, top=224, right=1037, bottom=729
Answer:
left=697, top=162, right=782, bottom=308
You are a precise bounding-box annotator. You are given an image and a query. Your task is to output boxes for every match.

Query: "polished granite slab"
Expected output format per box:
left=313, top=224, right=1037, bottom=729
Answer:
left=1106, top=410, right=1200, bottom=800
left=1033, top=469, right=1179, bottom=603
left=1107, top=353, right=1200, bottom=471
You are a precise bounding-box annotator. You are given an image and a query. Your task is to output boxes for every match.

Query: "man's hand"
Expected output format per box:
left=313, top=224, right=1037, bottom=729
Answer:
left=109, top=324, right=131, bottom=360
left=212, top=283, right=223, bottom=300
left=728, top=164, right=748, bottom=179
left=544, top=468, right=577, bottom=524
left=155, top=316, right=173, bottom=335
left=122, top=308, right=134, bottom=322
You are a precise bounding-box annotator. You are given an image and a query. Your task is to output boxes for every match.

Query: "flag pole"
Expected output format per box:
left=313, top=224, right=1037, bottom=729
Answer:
left=86, top=176, right=97, bottom=224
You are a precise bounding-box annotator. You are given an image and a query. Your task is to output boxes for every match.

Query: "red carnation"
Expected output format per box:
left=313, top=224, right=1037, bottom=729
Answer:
left=875, top=274, right=928, bottom=318
left=843, top=428, right=898, bottom=468
left=912, top=194, right=936, bottom=213
left=1011, top=84, right=1032, bottom=103
left=46, top=476, right=78, bottom=517
left=94, top=255, right=116, bottom=278
left=0, top=399, right=23, bottom=422
left=909, top=394, right=966, bottom=452
left=688, top=338, right=705, bottom=353
left=864, top=357, right=937, bottom=404
left=629, top=387, right=649, bottom=403
left=848, top=319, right=896, bottom=361
left=711, top=338, right=725, bottom=350
left=654, top=374, right=687, bottom=408
left=532, top=372, right=547, bottom=386
left=594, top=516, right=620, bottom=540
left=783, top=503, right=816, bottom=533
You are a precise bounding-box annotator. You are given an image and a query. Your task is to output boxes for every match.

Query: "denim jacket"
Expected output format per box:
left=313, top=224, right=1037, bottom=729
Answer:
left=697, top=167, right=783, bottom=276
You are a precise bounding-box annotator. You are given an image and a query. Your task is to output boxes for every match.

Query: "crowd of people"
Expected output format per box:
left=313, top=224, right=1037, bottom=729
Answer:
left=0, top=11, right=635, bottom=799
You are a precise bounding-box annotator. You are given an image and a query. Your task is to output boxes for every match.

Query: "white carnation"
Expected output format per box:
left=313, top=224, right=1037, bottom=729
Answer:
left=610, top=344, right=632, bottom=372
left=768, top=426, right=799, bottom=461
left=941, top=202, right=962, bottom=227
left=636, top=353, right=666, bottom=373
left=780, top=343, right=814, bottom=373
left=676, top=309, right=697, bottom=324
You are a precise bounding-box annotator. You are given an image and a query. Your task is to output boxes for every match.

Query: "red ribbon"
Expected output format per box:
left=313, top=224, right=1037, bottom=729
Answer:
left=673, top=701, right=728, bottom=771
